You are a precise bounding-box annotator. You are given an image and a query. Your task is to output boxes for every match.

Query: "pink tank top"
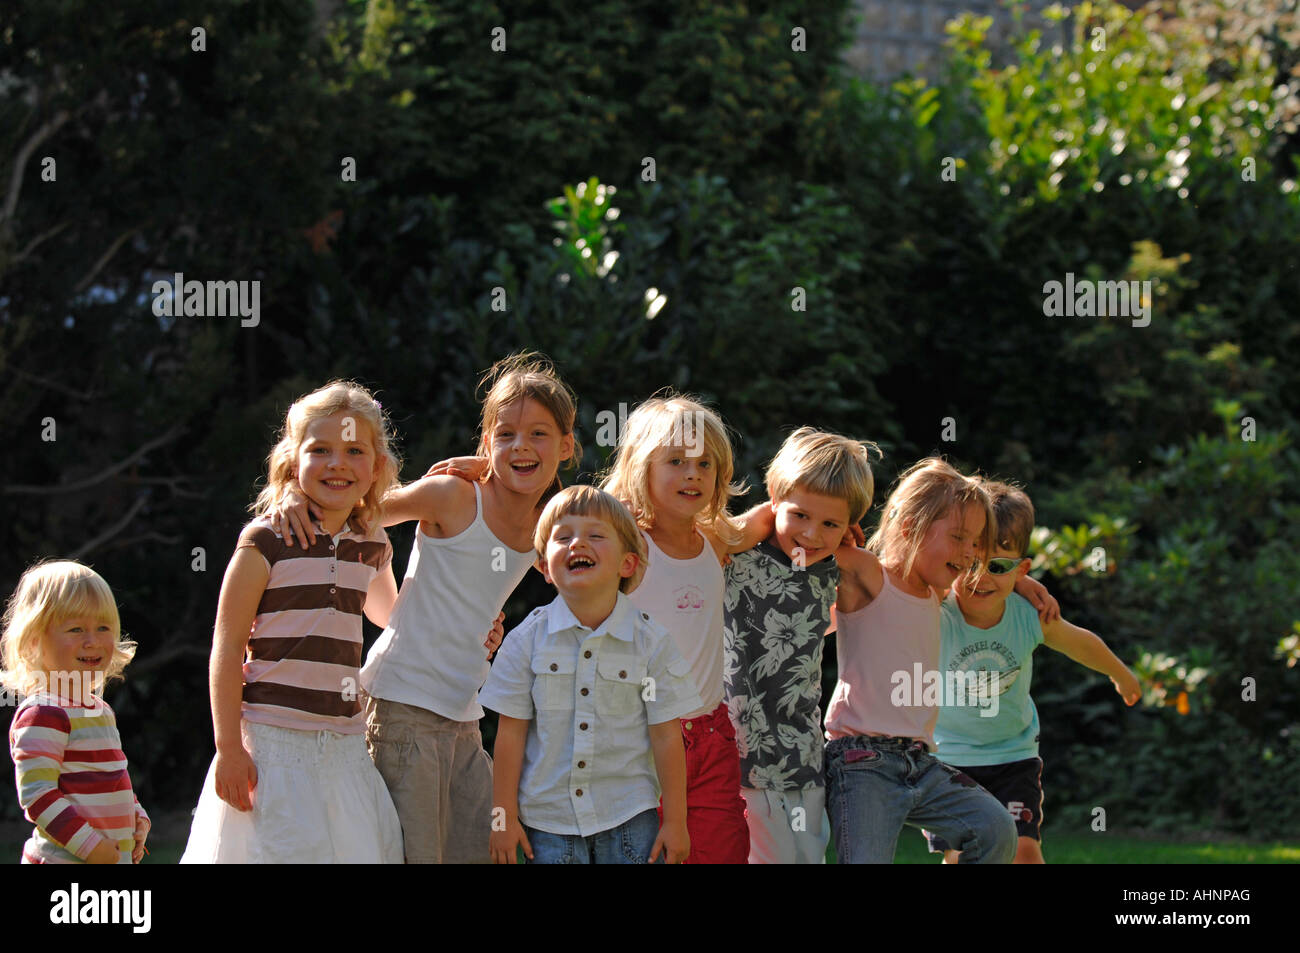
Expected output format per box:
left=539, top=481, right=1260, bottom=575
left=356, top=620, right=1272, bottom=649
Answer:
left=823, top=570, right=942, bottom=749
left=627, top=529, right=724, bottom=719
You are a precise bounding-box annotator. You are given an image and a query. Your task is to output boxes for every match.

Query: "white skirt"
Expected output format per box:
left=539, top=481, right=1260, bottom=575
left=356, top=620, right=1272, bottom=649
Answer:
left=180, top=721, right=404, bottom=864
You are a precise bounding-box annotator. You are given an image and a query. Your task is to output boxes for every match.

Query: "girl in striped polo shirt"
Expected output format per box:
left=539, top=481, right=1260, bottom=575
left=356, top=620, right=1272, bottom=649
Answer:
left=181, top=381, right=405, bottom=863
left=3, top=560, right=150, bottom=864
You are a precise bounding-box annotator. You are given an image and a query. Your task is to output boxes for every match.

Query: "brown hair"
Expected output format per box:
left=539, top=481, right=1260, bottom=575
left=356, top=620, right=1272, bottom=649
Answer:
left=475, top=352, right=579, bottom=499
left=866, top=457, right=995, bottom=580
left=983, top=480, right=1035, bottom=556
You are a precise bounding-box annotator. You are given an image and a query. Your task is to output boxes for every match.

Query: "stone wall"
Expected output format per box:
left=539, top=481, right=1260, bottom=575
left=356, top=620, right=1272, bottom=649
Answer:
left=842, top=0, right=1059, bottom=80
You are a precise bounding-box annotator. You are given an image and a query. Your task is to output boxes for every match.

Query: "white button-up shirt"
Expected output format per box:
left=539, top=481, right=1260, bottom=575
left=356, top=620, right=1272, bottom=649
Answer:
left=479, top=592, right=702, bottom=837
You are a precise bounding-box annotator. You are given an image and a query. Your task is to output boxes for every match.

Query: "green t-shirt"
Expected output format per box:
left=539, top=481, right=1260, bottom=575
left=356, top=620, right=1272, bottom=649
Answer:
left=934, top=591, right=1044, bottom=766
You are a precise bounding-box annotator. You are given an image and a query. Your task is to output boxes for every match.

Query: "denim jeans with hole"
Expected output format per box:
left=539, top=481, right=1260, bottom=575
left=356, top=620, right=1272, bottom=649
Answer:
left=524, top=808, right=662, bottom=864
left=825, top=736, right=1016, bottom=864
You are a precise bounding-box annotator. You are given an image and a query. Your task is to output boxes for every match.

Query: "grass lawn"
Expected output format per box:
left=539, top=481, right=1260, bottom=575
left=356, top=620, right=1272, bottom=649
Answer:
left=836, top=826, right=1300, bottom=864
left=6, top=810, right=1295, bottom=863
left=7, top=835, right=1294, bottom=865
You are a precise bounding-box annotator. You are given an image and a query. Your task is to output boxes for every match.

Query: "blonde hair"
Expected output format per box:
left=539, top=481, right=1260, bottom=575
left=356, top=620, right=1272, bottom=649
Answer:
left=765, top=426, right=879, bottom=525
left=534, top=485, right=647, bottom=593
left=867, top=458, right=995, bottom=581
left=983, top=480, right=1035, bottom=556
left=1, top=560, right=136, bottom=698
left=600, top=392, right=745, bottom=546
left=253, top=380, right=400, bottom=528
left=474, top=352, right=579, bottom=500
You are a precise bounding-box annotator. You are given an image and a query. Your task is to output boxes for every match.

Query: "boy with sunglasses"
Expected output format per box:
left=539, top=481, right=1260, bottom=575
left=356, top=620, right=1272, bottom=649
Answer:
left=927, top=482, right=1141, bottom=864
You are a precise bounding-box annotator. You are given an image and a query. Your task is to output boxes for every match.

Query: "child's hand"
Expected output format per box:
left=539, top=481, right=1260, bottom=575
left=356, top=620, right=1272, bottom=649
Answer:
left=214, top=745, right=259, bottom=812
left=269, top=484, right=321, bottom=549
left=484, top=611, right=505, bottom=659
left=86, top=839, right=121, bottom=865
left=1114, top=669, right=1141, bottom=706
left=847, top=523, right=866, bottom=548
left=131, top=813, right=151, bottom=863
left=649, top=820, right=689, bottom=864
left=489, top=818, right=532, bottom=864
left=425, top=456, right=489, bottom=482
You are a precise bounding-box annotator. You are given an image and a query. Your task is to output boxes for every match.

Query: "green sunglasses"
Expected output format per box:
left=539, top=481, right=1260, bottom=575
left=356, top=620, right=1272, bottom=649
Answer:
left=983, top=557, right=1024, bottom=575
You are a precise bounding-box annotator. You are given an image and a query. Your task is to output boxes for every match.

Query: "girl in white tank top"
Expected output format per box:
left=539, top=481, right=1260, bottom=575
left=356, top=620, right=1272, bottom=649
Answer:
left=603, top=394, right=770, bottom=865
left=268, top=354, right=581, bottom=863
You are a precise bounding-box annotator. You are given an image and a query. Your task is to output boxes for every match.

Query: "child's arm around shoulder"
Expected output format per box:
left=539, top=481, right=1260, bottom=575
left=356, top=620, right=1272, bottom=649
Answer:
left=380, top=474, right=476, bottom=534
left=702, top=502, right=775, bottom=565
left=1041, top=613, right=1141, bottom=705
left=267, top=474, right=475, bottom=548
left=833, top=541, right=884, bottom=615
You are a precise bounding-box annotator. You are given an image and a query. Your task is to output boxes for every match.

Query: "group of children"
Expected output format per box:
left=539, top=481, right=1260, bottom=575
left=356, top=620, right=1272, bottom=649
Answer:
left=2, top=352, right=1141, bottom=864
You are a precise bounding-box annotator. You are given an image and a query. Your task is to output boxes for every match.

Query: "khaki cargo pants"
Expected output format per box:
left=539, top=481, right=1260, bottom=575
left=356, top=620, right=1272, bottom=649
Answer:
left=365, top=695, right=494, bottom=864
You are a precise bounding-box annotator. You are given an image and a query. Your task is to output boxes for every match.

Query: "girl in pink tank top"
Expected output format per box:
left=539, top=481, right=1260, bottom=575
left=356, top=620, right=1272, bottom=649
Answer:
left=824, top=458, right=1054, bottom=864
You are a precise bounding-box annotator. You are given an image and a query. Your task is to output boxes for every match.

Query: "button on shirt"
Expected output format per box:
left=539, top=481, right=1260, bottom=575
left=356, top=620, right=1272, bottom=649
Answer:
left=478, top=592, right=702, bottom=837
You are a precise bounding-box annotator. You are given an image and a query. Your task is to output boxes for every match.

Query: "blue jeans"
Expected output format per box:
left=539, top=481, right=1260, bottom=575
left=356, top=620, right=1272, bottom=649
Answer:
left=825, top=736, right=1016, bottom=864
left=524, top=808, right=661, bottom=865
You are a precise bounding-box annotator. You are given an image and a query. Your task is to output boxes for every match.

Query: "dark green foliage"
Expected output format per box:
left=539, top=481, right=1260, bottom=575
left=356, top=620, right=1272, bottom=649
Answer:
left=1, top=0, right=1295, bottom=836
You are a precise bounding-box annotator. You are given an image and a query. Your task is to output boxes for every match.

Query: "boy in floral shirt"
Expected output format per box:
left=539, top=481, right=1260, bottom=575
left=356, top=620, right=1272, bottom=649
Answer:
left=723, top=428, right=878, bottom=863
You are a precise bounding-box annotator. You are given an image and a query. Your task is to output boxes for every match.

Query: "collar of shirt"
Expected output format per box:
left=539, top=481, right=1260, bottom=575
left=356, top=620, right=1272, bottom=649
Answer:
left=756, top=537, right=838, bottom=574
left=541, top=590, right=637, bottom=643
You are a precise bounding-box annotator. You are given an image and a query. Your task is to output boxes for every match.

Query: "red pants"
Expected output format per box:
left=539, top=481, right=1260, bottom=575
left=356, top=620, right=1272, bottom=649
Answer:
left=659, top=701, right=750, bottom=864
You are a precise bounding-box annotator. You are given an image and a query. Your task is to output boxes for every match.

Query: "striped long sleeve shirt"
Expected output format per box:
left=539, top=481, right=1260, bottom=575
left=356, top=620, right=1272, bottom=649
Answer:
left=9, top=693, right=146, bottom=864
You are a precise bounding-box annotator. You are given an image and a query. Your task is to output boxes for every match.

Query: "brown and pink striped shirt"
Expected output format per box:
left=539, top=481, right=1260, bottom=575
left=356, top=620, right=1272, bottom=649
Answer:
left=238, top=517, right=392, bottom=734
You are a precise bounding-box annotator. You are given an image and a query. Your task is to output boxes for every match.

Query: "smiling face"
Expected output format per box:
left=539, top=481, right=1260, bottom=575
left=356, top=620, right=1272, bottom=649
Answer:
left=956, top=541, right=1030, bottom=614
left=908, top=502, right=986, bottom=592
left=296, top=411, right=378, bottom=521
left=488, top=398, right=574, bottom=497
left=770, top=488, right=851, bottom=566
left=541, top=514, right=639, bottom=600
left=645, top=445, right=717, bottom=526
left=42, top=615, right=115, bottom=698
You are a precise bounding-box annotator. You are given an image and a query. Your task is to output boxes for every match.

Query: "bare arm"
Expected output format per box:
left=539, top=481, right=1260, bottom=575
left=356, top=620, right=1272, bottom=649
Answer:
left=834, top=541, right=884, bottom=614
left=729, top=502, right=775, bottom=554
left=648, top=720, right=689, bottom=863
left=488, top=715, right=532, bottom=864
left=211, top=547, right=270, bottom=812
left=1042, top=617, right=1141, bottom=705
left=378, top=476, right=452, bottom=528
left=363, top=564, right=398, bottom=629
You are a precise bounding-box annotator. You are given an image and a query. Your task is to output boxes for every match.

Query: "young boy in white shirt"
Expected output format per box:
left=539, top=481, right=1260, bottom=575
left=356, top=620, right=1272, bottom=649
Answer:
left=479, top=485, right=702, bottom=864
